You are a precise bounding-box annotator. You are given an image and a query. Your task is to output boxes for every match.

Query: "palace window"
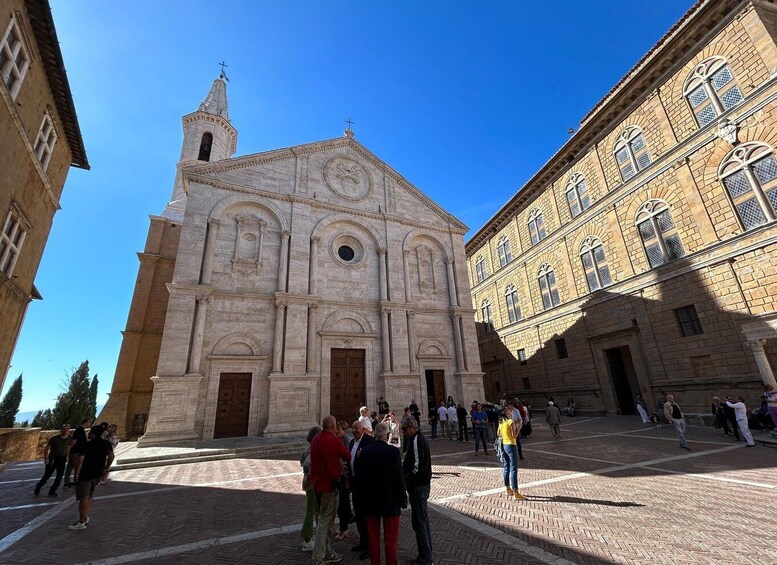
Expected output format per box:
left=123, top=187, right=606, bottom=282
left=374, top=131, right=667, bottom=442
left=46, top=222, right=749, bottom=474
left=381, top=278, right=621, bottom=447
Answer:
left=198, top=132, right=213, bottom=161
left=34, top=113, right=57, bottom=171
left=675, top=305, right=703, bottom=337
left=614, top=127, right=651, bottom=182
left=528, top=209, right=547, bottom=245
left=555, top=338, right=568, bottom=359
left=635, top=199, right=684, bottom=268
left=566, top=173, right=590, bottom=218
left=719, top=142, right=777, bottom=230
left=579, top=236, right=613, bottom=292
left=0, top=18, right=30, bottom=100
left=684, top=57, right=743, bottom=128
left=481, top=299, right=494, bottom=333
left=504, top=284, right=521, bottom=324
left=537, top=263, right=560, bottom=310
left=497, top=236, right=512, bottom=267
left=0, top=207, right=27, bottom=277
left=475, top=255, right=487, bottom=283
left=517, top=349, right=527, bottom=366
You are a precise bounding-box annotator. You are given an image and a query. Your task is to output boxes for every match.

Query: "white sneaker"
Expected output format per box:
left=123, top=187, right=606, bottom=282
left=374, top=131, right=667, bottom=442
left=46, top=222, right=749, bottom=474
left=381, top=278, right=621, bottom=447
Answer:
left=301, top=539, right=314, bottom=552
left=68, top=521, right=87, bottom=531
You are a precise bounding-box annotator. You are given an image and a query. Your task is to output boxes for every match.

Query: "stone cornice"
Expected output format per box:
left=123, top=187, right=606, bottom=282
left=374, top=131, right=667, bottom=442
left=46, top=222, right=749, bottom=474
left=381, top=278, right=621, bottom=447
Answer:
left=0, top=271, right=31, bottom=302
left=467, top=82, right=777, bottom=272
left=319, top=331, right=379, bottom=339
left=186, top=173, right=467, bottom=236
left=180, top=136, right=467, bottom=232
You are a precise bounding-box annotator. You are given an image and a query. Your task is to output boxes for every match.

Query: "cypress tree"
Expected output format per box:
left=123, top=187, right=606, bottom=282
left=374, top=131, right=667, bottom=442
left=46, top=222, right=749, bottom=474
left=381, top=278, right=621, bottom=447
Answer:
left=0, top=374, right=22, bottom=427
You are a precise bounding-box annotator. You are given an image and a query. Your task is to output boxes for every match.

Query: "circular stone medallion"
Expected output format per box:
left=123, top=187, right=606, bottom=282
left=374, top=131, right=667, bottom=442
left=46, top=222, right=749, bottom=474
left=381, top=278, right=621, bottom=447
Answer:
left=323, top=157, right=372, bottom=201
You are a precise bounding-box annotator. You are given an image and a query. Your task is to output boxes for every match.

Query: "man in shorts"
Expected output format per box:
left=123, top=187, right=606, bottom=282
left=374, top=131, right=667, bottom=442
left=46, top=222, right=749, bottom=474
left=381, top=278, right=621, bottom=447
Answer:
left=68, top=424, right=114, bottom=530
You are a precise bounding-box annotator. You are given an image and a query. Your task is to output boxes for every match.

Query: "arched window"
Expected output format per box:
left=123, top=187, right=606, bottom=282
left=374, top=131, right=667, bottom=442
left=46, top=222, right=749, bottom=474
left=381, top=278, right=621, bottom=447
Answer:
left=198, top=132, right=213, bottom=161
left=475, top=255, right=487, bottom=283
left=481, top=299, right=494, bottom=332
left=504, top=284, right=521, bottom=323
left=635, top=200, right=685, bottom=268
left=719, top=142, right=777, bottom=230
left=497, top=236, right=512, bottom=267
left=579, top=236, right=613, bottom=292
left=537, top=263, right=560, bottom=310
left=614, top=127, right=651, bottom=182
left=684, top=56, right=743, bottom=128
left=528, top=209, right=546, bottom=245
left=566, top=173, right=590, bottom=218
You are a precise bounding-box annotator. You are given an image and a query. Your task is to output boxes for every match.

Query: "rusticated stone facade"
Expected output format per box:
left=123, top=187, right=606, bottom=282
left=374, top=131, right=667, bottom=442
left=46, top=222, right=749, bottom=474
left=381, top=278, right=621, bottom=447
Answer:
left=102, top=77, right=483, bottom=442
left=466, top=0, right=777, bottom=416
left=0, top=0, right=88, bottom=393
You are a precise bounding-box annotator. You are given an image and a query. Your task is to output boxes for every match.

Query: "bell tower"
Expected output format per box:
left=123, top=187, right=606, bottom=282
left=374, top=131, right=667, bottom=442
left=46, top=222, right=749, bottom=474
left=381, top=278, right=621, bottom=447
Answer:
left=165, top=73, right=238, bottom=215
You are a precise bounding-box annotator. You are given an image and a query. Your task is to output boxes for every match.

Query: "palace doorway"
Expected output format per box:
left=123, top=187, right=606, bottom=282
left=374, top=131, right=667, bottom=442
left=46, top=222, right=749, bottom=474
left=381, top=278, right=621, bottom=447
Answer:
left=330, top=348, right=366, bottom=424
left=604, top=346, right=639, bottom=415
left=214, top=373, right=251, bottom=438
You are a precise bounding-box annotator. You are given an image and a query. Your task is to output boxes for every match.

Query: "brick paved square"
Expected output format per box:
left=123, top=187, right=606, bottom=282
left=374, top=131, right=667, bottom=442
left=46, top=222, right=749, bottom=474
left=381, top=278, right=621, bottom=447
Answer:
left=1, top=417, right=775, bottom=564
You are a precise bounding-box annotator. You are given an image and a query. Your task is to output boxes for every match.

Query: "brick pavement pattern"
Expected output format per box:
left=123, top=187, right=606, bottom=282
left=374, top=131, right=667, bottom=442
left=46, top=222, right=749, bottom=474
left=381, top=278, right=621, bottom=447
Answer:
left=1, top=417, right=776, bottom=564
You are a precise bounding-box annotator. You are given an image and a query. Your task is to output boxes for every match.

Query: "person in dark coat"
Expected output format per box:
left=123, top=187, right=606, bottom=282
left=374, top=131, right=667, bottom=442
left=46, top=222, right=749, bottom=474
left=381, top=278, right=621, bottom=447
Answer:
left=356, top=422, right=407, bottom=565
left=348, top=420, right=375, bottom=560
left=401, top=416, right=433, bottom=565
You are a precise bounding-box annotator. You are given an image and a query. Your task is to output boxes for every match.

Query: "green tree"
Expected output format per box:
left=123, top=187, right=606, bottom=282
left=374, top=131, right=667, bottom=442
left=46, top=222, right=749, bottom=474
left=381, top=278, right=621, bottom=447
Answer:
left=0, top=374, right=23, bottom=428
left=51, top=361, right=94, bottom=428
left=32, top=408, right=54, bottom=429
left=89, top=374, right=99, bottom=418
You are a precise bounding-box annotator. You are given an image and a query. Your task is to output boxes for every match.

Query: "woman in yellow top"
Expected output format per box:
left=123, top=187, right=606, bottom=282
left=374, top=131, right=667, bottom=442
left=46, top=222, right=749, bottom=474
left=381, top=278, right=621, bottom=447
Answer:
left=498, top=405, right=525, bottom=500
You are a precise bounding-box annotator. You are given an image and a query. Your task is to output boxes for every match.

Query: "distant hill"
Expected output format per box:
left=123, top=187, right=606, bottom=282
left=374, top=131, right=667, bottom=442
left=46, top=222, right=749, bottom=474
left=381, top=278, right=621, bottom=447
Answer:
left=14, top=405, right=105, bottom=426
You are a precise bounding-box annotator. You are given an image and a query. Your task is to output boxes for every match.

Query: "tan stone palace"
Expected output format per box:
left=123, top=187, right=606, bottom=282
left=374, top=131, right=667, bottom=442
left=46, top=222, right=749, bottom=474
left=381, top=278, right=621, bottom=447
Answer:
left=0, top=0, right=88, bottom=393
left=101, top=77, right=483, bottom=442
left=466, top=0, right=777, bottom=416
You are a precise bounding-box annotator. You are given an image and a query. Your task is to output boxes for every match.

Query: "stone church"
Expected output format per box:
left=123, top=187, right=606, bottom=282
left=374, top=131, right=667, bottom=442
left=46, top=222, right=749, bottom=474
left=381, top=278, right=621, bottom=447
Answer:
left=101, top=76, right=484, bottom=443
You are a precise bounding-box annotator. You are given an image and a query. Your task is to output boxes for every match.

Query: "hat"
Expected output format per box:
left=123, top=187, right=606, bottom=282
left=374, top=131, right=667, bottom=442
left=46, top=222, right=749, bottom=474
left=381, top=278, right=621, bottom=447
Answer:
left=547, top=401, right=554, bottom=406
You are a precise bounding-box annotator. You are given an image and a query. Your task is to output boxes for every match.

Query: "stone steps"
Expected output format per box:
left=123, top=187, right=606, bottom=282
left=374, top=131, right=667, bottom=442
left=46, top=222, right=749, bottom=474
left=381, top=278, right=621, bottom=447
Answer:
left=112, top=439, right=308, bottom=471
left=754, top=430, right=777, bottom=448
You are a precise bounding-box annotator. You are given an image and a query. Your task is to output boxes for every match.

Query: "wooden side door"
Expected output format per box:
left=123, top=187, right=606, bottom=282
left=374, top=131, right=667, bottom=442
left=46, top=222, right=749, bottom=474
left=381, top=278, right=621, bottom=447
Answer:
left=214, top=373, right=251, bottom=439
left=432, top=370, right=446, bottom=409
left=330, top=349, right=365, bottom=424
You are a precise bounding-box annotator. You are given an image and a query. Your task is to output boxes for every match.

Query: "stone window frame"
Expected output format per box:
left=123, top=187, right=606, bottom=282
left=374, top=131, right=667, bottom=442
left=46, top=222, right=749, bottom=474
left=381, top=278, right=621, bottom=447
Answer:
left=528, top=208, right=547, bottom=246
left=33, top=112, right=57, bottom=171
left=0, top=203, right=29, bottom=277
left=718, top=141, right=777, bottom=232
left=231, top=214, right=266, bottom=277
left=504, top=284, right=521, bottom=324
left=555, top=338, right=568, bottom=359
left=537, top=262, right=560, bottom=310
left=635, top=199, right=685, bottom=269
left=475, top=255, right=487, bottom=283
left=496, top=235, right=512, bottom=267
left=480, top=298, right=494, bottom=333
left=613, top=126, right=651, bottom=182
left=517, top=349, right=527, bottom=366
left=198, top=132, right=213, bottom=161
left=683, top=56, right=744, bottom=129
left=565, top=172, right=590, bottom=218
left=579, top=236, right=613, bottom=292
left=674, top=305, right=704, bottom=337
left=0, top=16, right=31, bottom=101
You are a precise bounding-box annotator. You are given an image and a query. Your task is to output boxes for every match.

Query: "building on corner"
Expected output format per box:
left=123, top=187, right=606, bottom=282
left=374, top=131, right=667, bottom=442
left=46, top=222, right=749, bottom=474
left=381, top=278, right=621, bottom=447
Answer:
left=466, top=0, right=777, bottom=417
left=0, top=0, right=89, bottom=392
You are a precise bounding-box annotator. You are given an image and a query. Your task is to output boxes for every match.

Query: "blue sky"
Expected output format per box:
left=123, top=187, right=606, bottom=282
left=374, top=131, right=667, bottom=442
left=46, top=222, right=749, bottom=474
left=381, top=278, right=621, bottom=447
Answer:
left=4, top=1, right=691, bottom=412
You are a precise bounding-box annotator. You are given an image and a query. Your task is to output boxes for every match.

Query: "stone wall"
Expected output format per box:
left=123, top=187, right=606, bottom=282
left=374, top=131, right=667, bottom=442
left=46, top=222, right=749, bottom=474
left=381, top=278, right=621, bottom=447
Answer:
left=0, top=428, right=58, bottom=462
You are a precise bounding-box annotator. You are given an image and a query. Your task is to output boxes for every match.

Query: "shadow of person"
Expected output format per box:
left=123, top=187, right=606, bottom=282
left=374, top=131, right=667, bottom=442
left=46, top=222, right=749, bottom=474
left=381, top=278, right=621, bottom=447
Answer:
left=529, top=495, right=645, bottom=507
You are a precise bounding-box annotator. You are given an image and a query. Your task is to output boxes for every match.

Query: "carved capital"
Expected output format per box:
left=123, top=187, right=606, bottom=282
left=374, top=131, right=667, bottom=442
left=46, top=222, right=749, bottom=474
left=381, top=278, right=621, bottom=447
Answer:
left=196, top=293, right=211, bottom=304
left=310, top=236, right=321, bottom=244
left=276, top=298, right=288, bottom=308
left=282, top=230, right=292, bottom=239
left=380, top=307, right=391, bottom=317
left=207, top=218, right=220, bottom=229
left=378, top=247, right=387, bottom=256
left=407, top=310, right=416, bottom=320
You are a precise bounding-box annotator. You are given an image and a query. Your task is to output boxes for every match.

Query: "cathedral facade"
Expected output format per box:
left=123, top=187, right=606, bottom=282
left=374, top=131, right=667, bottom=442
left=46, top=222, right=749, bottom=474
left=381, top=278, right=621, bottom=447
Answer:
left=466, top=0, right=777, bottom=416
left=102, top=78, right=483, bottom=442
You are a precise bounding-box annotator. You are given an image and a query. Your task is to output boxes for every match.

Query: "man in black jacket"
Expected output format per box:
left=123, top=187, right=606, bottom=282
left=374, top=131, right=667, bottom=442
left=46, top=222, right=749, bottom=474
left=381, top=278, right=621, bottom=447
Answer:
left=348, top=420, right=375, bottom=559
left=401, top=416, right=433, bottom=565
left=356, top=422, right=407, bottom=565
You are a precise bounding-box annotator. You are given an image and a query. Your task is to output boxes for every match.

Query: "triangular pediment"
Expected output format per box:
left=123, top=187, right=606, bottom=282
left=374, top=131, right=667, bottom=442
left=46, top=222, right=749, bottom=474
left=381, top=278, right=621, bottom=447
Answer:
left=181, top=137, right=468, bottom=232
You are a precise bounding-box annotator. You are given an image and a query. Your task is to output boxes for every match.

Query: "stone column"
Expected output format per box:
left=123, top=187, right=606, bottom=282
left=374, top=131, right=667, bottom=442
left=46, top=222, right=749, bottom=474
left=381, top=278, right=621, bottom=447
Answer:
left=445, top=259, right=458, bottom=307
left=750, top=339, right=777, bottom=387
left=451, top=313, right=465, bottom=371
left=187, top=293, right=210, bottom=374
left=402, top=250, right=411, bottom=302
left=380, top=307, right=392, bottom=374
left=306, top=303, right=318, bottom=374
left=278, top=230, right=291, bottom=293
left=201, top=219, right=220, bottom=285
left=407, top=310, right=417, bottom=372
left=309, top=236, right=320, bottom=295
left=378, top=247, right=388, bottom=302
left=272, top=298, right=287, bottom=373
